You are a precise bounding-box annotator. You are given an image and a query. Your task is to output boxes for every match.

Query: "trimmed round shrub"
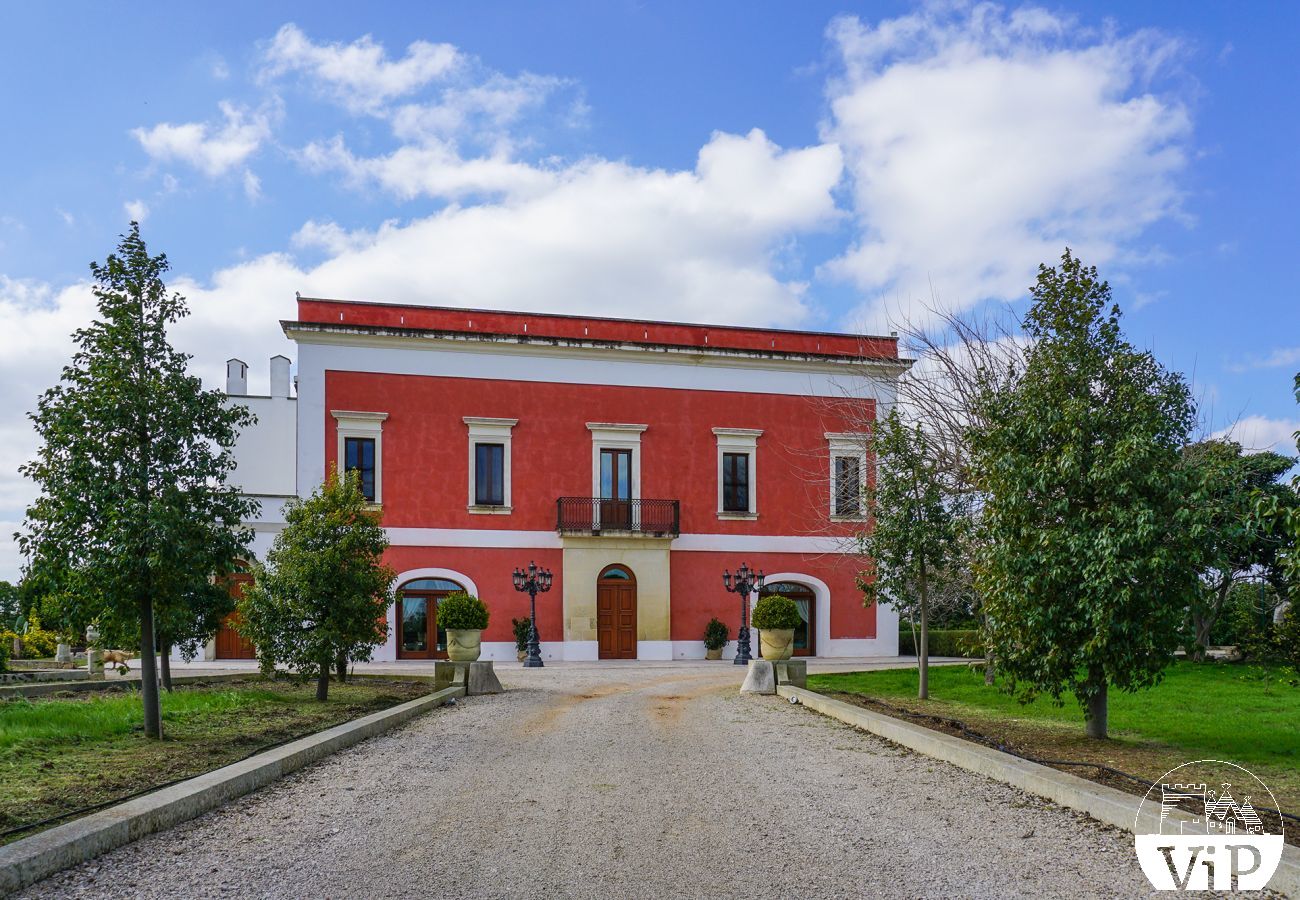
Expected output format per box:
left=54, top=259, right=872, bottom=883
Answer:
left=703, top=617, right=730, bottom=651
left=751, top=595, right=802, bottom=631
left=438, top=592, right=489, bottom=631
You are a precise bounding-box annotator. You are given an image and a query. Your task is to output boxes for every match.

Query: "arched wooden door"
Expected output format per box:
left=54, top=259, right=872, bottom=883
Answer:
left=396, top=578, right=464, bottom=659
left=596, top=565, right=637, bottom=659
left=759, top=581, right=816, bottom=657
left=215, top=571, right=256, bottom=660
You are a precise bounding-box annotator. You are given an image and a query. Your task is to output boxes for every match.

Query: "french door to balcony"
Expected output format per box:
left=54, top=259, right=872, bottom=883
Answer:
left=599, top=448, right=633, bottom=530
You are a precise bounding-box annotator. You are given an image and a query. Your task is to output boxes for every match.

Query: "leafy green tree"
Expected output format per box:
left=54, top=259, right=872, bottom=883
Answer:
left=238, top=470, right=393, bottom=701
left=1256, top=375, right=1300, bottom=590
left=859, top=409, right=968, bottom=699
left=17, top=224, right=256, bottom=737
left=0, top=581, right=19, bottom=632
left=970, top=250, right=1201, bottom=739
left=1181, top=439, right=1295, bottom=657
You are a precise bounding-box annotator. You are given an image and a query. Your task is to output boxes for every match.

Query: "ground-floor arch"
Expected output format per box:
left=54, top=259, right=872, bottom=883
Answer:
left=596, top=564, right=637, bottom=659
left=389, top=567, right=479, bottom=661
left=752, top=572, right=831, bottom=658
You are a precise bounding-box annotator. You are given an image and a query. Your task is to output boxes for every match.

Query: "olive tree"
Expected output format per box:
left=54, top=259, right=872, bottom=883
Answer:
left=970, top=250, right=1202, bottom=739
left=238, top=470, right=393, bottom=700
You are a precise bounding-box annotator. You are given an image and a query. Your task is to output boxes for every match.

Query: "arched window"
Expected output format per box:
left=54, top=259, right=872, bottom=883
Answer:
left=397, top=577, right=465, bottom=659
left=599, top=566, right=633, bottom=581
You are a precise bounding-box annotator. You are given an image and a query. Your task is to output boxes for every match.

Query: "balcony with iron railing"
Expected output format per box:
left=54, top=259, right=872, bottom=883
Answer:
left=555, top=497, right=681, bottom=537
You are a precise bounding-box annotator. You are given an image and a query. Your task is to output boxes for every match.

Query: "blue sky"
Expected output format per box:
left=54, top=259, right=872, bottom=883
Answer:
left=1, top=1, right=1297, bottom=579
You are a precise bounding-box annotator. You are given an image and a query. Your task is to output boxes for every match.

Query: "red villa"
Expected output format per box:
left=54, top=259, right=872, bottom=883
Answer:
left=212, top=297, right=911, bottom=662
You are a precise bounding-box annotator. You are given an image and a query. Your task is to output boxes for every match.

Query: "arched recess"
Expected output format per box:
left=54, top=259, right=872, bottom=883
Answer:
left=386, top=568, right=480, bottom=660
left=750, top=572, right=831, bottom=659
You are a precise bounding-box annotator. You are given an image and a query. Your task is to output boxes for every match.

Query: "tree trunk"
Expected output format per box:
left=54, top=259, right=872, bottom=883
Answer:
left=316, top=657, right=330, bottom=701
left=159, top=641, right=173, bottom=693
left=984, top=653, right=995, bottom=686
left=335, top=650, right=348, bottom=683
left=1085, top=680, right=1108, bottom=739
left=918, top=563, right=929, bottom=700
left=138, top=594, right=163, bottom=738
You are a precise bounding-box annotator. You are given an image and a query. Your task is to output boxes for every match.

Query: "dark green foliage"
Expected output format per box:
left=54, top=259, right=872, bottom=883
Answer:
left=0, top=582, right=18, bottom=632
left=703, top=617, right=730, bottom=651
left=17, top=224, right=257, bottom=737
left=237, top=470, right=394, bottom=701
left=751, top=595, right=802, bottom=630
left=897, top=628, right=983, bottom=658
left=437, top=592, right=489, bottom=630
left=970, top=250, right=1202, bottom=737
left=0, top=638, right=9, bottom=673
left=512, top=617, right=533, bottom=653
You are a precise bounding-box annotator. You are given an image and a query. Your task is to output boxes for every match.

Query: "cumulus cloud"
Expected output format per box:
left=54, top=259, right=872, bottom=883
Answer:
left=1212, top=416, right=1300, bottom=455
left=823, top=3, right=1191, bottom=326
left=261, top=23, right=462, bottom=114
left=132, top=101, right=274, bottom=177
left=123, top=199, right=149, bottom=223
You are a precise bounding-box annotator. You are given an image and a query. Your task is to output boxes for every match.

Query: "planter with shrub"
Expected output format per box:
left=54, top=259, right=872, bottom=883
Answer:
left=703, top=617, right=729, bottom=660
left=751, top=595, right=802, bottom=661
left=438, top=592, right=490, bottom=662
left=512, top=616, right=535, bottom=661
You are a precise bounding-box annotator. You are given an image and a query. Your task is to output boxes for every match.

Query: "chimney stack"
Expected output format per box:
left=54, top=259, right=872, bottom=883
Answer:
left=226, top=358, right=248, bottom=395
left=270, top=355, right=292, bottom=398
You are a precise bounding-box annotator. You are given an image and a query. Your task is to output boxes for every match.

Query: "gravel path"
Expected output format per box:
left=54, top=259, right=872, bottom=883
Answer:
left=23, top=666, right=1169, bottom=899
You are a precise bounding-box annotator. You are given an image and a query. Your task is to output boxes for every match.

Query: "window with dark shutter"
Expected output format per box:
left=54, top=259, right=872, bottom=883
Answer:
left=834, top=455, right=861, bottom=516
left=344, top=436, right=377, bottom=502
left=474, top=442, right=505, bottom=506
left=722, top=451, right=750, bottom=512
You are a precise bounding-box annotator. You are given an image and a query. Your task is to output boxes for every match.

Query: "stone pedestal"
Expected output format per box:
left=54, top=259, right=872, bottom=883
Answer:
left=740, top=660, right=776, bottom=694
left=773, top=659, right=807, bottom=689
left=86, top=649, right=105, bottom=680
left=433, top=660, right=503, bottom=695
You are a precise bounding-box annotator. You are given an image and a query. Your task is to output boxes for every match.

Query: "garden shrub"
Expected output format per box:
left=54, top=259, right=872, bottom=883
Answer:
left=703, top=617, right=729, bottom=650
left=17, top=620, right=59, bottom=658
left=512, top=616, right=534, bottom=652
left=751, top=595, right=802, bottom=631
left=0, top=636, right=9, bottom=672
left=438, top=592, right=489, bottom=631
left=898, top=628, right=983, bottom=658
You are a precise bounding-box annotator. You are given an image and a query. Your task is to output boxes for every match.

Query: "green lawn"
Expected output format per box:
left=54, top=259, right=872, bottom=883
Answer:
left=809, top=662, right=1300, bottom=817
left=0, top=678, right=431, bottom=844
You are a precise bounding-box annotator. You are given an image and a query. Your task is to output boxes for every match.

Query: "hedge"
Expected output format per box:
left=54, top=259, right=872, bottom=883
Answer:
left=897, top=628, right=983, bottom=658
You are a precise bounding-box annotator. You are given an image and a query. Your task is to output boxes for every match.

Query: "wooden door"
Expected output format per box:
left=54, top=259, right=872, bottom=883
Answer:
left=396, top=591, right=449, bottom=660
left=596, top=565, right=637, bottom=659
left=215, top=573, right=256, bottom=659
left=599, top=448, right=633, bottom=530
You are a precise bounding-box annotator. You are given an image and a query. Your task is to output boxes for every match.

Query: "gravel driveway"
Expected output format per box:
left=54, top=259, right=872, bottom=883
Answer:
left=23, top=665, right=1168, bottom=899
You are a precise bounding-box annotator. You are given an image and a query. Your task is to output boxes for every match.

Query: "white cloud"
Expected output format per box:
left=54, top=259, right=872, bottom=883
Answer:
left=124, top=199, right=149, bottom=223
left=242, top=169, right=262, bottom=201
left=823, top=3, right=1191, bottom=327
left=1228, top=346, right=1300, bottom=372
left=132, top=101, right=274, bottom=177
left=1212, top=416, right=1300, bottom=455
left=261, top=23, right=461, bottom=114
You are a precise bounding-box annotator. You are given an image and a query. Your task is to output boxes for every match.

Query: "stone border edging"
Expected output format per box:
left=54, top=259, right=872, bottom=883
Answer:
left=778, top=685, right=1300, bottom=898
left=0, top=684, right=466, bottom=897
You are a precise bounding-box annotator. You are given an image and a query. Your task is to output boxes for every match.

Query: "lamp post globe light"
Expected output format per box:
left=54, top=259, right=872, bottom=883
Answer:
left=512, top=560, right=553, bottom=668
left=722, top=562, right=764, bottom=665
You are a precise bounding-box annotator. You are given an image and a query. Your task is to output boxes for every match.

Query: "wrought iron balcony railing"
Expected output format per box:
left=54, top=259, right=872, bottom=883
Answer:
left=556, top=497, right=680, bottom=537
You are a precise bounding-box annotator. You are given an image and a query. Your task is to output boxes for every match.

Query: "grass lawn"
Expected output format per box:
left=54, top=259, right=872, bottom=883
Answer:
left=0, top=678, right=431, bottom=845
left=810, top=662, right=1300, bottom=830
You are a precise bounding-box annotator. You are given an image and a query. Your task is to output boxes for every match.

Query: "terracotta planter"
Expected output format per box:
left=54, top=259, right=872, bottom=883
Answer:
left=446, top=629, right=483, bottom=662
left=517, top=649, right=527, bottom=661
left=705, top=646, right=723, bottom=660
left=758, top=628, right=795, bottom=661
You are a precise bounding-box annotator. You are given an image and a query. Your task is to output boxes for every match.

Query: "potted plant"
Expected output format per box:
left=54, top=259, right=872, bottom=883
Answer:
left=438, top=592, right=490, bottom=662
left=512, top=616, right=534, bottom=661
left=703, top=617, right=729, bottom=660
left=751, top=594, right=802, bottom=661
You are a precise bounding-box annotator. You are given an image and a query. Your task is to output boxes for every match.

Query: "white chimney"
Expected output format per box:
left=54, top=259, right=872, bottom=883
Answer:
left=270, top=355, right=292, bottom=398
left=226, top=358, right=248, bottom=395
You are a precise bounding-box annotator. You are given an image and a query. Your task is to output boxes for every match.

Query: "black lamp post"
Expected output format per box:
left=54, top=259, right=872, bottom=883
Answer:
left=512, top=560, right=553, bottom=668
left=723, top=562, right=764, bottom=665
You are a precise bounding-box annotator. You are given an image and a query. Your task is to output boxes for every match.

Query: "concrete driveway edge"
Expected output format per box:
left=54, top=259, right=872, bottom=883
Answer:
left=0, top=685, right=466, bottom=897
left=779, top=685, right=1299, bottom=898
